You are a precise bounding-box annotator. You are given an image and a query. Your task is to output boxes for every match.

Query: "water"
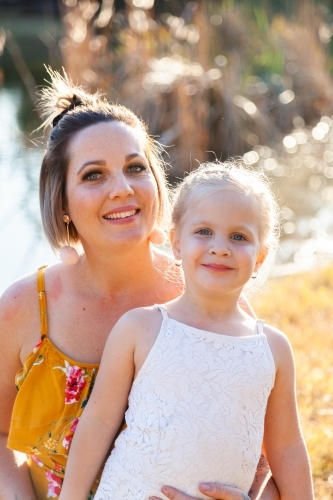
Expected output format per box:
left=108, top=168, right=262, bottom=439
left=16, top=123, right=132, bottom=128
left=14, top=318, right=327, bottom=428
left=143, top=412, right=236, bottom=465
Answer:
left=0, top=87, right=57, bottom=296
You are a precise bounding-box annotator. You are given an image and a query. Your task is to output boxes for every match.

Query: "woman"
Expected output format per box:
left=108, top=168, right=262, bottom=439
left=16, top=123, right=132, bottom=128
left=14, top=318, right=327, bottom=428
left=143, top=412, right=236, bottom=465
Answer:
left=0, top=70, right=280, bottom=500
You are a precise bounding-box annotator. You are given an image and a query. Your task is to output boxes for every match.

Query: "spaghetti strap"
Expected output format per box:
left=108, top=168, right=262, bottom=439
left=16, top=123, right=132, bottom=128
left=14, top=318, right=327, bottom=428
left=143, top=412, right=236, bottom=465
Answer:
left=154, top=304, right=169, bottom=320
left=256, top=319, right=265, bottom=336
left=37, top=265, right=48, bottom=338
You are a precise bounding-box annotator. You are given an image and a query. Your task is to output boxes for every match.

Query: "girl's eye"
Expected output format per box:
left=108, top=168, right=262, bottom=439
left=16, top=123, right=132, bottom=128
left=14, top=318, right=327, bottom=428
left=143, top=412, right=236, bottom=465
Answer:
left=82, top=170, right=102, bottom=181
left=196, top=228, right=212, bottom=236
left=231, top=233, right=246, bottom=241
left=128, top=164, right=147, bottom=173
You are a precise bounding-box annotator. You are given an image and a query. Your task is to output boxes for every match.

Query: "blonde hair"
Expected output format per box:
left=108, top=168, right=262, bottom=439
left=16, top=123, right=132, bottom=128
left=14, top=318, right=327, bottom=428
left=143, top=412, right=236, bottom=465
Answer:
left=38, top=68, right=170, bottom=251
left=171, top=160, right=280, bottom=255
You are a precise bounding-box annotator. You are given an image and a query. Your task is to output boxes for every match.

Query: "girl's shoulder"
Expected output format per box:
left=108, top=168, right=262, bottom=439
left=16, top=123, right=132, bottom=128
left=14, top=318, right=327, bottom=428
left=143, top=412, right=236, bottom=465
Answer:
left=262, top=323, right=295, bottom=372
left=116, top=305, right=163, bottom=332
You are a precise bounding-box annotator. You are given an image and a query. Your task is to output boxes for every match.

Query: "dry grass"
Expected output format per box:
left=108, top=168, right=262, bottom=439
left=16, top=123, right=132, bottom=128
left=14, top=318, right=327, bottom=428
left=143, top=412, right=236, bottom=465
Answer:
left=251, top=265, right=333, bottom=499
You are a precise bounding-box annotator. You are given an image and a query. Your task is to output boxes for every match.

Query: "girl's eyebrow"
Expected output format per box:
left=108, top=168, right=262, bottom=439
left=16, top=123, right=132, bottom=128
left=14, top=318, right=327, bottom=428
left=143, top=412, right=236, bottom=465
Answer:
left=77, top=153, right=145, bottom=175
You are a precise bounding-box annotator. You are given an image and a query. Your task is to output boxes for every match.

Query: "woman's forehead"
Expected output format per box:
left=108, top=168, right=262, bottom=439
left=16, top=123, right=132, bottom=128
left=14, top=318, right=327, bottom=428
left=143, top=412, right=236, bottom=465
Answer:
left=67, top=121, right=147, bottom=166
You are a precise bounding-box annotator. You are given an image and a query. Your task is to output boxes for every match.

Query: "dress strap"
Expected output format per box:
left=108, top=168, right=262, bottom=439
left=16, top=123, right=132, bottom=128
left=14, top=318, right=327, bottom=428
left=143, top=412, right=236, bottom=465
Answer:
left=256, top=319, right=265, bottom=336
left=154, top=304, right=169, bottom=320
left=37, top=265, right=48, bottom=338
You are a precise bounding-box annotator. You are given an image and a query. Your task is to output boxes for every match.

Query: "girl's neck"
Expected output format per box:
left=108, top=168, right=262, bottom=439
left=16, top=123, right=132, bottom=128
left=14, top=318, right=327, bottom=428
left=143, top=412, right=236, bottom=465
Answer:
left=172, top=287, right=245, bottom=323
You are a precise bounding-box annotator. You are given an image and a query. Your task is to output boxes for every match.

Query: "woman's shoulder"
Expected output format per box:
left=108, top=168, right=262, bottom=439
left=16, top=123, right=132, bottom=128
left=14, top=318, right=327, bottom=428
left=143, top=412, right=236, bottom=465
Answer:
left=0, top=272, right=37, bottom=317
left=0, top=271, right=41, bottom=352
left=0, top=263, right=63, bottom=329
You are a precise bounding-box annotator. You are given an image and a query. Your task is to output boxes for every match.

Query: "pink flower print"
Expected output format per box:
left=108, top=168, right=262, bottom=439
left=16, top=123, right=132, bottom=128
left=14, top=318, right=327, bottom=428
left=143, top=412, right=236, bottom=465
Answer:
left=31, top=454, right=44, bottom=467
left=62, top=418, right=80, bottom=450
left=45, top=471, right=62, bottom=498
left=70, top=417, right=79, bottom=432
left=65, top=366, right=86, bottom=404
left=33, top=338, right=43, bottom=353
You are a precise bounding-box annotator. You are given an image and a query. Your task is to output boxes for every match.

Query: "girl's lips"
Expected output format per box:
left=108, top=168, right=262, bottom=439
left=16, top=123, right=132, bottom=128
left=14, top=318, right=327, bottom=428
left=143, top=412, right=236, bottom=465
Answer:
left=202, top=263, right=233, bottom=271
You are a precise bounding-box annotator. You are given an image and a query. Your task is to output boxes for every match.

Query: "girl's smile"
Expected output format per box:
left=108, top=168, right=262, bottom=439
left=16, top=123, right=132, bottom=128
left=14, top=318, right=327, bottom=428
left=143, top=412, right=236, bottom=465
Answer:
left=172, top=188, right=264, bottom=296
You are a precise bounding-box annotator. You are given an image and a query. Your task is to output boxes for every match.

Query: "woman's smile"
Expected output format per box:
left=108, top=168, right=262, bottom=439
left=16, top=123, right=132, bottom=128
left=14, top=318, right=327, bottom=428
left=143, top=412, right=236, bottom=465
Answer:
left=65, top=121, right=159, bottom=249
left=103, top=206, right=141, bottom=224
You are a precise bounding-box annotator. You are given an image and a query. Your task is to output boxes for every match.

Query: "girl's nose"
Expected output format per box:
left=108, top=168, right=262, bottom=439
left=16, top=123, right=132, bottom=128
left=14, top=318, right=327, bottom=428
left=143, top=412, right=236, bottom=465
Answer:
left=209, top=240, right=231, bottom=256
left=108, top=173, right=134, bottom=199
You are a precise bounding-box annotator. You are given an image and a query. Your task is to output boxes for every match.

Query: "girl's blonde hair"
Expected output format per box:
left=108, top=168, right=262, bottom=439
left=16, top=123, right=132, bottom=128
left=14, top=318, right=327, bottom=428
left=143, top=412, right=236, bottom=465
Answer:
left=38, top=68, right=170, bottom=251
left=171, top=160, right=280, bottom=256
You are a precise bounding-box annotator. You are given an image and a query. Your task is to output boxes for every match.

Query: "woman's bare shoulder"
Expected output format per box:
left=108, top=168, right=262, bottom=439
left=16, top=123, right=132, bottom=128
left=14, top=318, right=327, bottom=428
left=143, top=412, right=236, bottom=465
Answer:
left=0, top=263, right=63, bottom=331
left=0, top=273, right=37, bottom=317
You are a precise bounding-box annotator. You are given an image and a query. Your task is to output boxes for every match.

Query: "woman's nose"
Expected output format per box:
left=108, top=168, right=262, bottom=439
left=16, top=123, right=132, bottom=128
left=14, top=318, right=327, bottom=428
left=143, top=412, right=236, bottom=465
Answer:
left=108, top=173, right=134, bottom=199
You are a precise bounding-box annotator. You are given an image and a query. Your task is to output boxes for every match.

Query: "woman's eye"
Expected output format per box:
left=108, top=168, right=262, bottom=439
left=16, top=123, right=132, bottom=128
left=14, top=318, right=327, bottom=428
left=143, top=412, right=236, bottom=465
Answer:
left=128, top=164, right=146, bottom=173
left=232, top=233, right=246, bottom=241
left=82, top=171, right=102, bottom=181
left=196, top=229, right=212, bottom=235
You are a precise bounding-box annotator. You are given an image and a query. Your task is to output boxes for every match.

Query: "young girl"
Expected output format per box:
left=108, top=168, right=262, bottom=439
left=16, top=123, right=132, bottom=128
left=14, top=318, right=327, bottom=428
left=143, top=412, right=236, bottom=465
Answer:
left=59, top=161, right=314, bottom=500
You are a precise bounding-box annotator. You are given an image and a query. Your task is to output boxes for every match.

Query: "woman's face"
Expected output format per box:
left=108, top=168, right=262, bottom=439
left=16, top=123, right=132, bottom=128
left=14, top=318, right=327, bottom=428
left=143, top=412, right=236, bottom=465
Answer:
left=65, top=120, right=159, bottom=253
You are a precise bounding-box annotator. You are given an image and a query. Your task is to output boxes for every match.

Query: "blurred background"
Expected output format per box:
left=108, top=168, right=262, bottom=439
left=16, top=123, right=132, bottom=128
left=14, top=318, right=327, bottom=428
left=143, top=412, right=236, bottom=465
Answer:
left=2, top=0, right=333, bottom=290
left=1, top=1, right=333, bottom=496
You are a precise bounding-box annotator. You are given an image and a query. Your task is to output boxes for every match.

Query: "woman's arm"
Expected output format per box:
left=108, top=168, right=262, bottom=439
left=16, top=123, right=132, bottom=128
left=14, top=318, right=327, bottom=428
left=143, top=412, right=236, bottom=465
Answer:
left=248, top=453, right=279, bottom=500
left=150, top=478, right=280, bottom=500
left=0, top=281, right=38, bottom=500
left=59, top=312, right=138, bottom=500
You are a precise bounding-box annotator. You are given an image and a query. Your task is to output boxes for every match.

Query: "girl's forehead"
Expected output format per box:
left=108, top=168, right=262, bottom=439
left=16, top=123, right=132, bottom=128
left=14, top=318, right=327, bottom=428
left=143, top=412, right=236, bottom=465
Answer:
left=178, top=186, right=261, bottom=229
left=188, top=185, right=253, bottom=209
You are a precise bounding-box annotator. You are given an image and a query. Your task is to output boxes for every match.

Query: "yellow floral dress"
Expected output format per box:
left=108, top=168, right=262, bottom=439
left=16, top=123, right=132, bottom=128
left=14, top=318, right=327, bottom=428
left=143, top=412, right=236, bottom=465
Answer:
left=7, top=266, right=100, bottom=499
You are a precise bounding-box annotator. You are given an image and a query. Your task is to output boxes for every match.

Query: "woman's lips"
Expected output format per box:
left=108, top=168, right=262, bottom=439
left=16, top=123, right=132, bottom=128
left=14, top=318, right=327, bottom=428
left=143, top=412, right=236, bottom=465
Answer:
left=103, top=207, right=140, bottom=224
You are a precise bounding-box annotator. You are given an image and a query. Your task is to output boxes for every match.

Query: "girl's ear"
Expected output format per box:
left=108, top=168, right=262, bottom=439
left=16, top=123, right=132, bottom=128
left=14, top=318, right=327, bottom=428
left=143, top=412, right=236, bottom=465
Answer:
left=169, top=228, right=181, bottom=260
left=255, top=247, right=268, bottom=271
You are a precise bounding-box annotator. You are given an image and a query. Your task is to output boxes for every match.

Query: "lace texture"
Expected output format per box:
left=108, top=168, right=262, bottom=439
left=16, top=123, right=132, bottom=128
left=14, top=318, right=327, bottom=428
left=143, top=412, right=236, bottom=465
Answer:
left=95, top=307, right=275, bottom=500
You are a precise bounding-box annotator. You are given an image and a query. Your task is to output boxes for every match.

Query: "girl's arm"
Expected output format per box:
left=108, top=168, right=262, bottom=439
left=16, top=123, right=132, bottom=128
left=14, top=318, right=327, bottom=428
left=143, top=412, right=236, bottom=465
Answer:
left=263, top=326, right=314, bottom=500
left=59, top=312, right=138, bottom=500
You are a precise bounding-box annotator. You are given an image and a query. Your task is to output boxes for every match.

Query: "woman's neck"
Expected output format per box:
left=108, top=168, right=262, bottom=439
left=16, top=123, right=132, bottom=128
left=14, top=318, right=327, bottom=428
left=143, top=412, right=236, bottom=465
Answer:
left=75, top=241, right=160, bottom=298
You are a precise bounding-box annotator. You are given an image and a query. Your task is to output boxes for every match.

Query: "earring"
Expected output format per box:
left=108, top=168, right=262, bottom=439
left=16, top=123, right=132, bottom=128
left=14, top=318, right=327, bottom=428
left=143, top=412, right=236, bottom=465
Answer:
left=59, top=215, right=79, bottom=265
left=252, top=271, right=258, bottom=279
left=149, top=227, right=167, bottom=245
left=174, top=258, right=182, bottom=267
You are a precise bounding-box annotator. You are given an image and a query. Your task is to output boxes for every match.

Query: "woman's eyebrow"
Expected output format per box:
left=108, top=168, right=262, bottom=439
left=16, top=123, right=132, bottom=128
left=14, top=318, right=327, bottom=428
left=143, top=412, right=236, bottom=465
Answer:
left=77, top=159, right=106, bottom=174
left=77, top=153, right=145, bottom=175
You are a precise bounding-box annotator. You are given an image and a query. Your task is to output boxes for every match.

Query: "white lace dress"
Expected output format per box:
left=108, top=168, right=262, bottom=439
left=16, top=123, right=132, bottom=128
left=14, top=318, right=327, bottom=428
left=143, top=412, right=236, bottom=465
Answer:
left=95, top=305, right=276, bottom=500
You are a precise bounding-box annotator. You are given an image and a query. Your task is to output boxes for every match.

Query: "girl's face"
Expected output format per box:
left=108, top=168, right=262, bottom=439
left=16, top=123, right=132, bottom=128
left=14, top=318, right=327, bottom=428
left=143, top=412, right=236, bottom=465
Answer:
left=65, top=121, right=159, bottom=253
left=171, top=188, right=266, bottom=296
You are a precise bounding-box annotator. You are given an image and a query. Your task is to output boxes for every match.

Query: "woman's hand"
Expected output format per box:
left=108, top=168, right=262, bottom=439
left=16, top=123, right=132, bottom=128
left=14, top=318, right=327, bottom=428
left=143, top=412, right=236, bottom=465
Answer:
left=150, top=483, right=250, bottom=500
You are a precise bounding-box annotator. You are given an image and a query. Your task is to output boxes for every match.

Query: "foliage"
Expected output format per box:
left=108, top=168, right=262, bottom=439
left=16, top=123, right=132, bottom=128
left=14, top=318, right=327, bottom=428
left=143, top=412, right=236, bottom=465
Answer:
left=252, top=265, right=333, bottom=499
